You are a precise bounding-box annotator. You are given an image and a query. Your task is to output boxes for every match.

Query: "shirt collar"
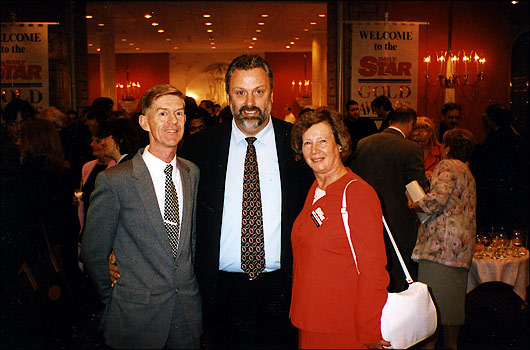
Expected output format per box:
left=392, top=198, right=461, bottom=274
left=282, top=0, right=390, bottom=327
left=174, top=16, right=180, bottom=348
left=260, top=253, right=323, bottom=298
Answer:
left=231, top=115, right=273, bottom=146
left=143, top=145, right=177, bottom=171
left=388, top=126, right=406, bottom=138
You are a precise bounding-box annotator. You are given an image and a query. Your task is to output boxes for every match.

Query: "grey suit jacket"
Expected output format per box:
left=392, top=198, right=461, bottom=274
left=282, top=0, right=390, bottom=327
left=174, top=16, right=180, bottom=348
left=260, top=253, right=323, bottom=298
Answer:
left=350, top=128, right=428, bottom=292
left=81, top=149, right=202, bottom=349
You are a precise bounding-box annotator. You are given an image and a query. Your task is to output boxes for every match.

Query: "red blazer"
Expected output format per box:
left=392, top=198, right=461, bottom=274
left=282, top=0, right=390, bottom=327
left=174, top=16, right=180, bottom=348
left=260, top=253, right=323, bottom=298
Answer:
left=290, top=169, right=389, bottom=345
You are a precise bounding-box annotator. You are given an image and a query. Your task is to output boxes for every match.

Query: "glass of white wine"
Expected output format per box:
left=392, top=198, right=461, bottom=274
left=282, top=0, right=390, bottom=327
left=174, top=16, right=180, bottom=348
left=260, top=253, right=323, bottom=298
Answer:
left=512, top=229, right=525, bottom=257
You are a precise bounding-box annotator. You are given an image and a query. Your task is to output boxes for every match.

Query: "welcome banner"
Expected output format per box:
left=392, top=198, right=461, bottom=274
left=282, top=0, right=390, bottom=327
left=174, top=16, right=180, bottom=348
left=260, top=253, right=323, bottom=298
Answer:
left=351, top=21, right=420, bottom=118
left=1, top=22, right=50, bottom=113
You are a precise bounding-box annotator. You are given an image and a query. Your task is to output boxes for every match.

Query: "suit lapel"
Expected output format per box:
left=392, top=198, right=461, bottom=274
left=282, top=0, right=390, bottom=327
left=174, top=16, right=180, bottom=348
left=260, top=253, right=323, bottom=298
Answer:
left=131, top=150, right=174, bottom=259
left=176, top=158, right=191, bottom=261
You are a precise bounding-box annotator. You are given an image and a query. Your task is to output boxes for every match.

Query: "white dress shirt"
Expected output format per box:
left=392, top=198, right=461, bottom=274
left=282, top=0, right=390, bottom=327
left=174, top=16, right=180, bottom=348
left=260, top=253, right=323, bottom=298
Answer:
left=142, top=146, right=183, bottom=226
left=219, top=117, right=282, bottom=272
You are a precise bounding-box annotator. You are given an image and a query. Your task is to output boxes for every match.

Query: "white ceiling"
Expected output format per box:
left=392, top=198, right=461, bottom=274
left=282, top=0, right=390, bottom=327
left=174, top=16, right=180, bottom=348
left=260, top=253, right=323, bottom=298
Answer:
left=86, top=1, right=327, bottom=54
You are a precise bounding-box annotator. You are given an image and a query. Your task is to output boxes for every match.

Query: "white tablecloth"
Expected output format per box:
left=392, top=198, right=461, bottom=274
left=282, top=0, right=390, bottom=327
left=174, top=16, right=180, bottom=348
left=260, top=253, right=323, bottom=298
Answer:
left=467, top=249, right=529, bottom=301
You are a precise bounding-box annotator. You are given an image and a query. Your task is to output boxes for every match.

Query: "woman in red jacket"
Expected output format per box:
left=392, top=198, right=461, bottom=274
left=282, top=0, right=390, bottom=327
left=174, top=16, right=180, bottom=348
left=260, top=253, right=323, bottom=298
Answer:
left=290, top=108, right=390, bottom=349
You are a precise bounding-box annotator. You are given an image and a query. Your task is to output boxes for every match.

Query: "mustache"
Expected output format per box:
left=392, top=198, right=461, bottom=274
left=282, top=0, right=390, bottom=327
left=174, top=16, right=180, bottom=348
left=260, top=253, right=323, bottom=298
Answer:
left=239, top=106, right=263, bottom=116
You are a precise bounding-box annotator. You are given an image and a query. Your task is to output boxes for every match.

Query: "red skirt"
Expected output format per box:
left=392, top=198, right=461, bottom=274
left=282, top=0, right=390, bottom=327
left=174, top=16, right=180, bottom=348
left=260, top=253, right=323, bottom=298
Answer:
left=299, top=329, right=365, bottom=349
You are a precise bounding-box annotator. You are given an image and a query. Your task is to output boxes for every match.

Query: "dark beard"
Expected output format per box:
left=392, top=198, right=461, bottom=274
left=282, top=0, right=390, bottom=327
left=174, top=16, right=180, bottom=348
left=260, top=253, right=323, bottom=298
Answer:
left=233, top=105, right=267, bottom=129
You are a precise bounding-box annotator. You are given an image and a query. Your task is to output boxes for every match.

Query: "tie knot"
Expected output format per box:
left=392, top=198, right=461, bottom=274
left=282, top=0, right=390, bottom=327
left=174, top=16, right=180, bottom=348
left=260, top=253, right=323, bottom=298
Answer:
left=164, top=164, right=173, bottom=177
left=245, top=137, right=257, bottom=145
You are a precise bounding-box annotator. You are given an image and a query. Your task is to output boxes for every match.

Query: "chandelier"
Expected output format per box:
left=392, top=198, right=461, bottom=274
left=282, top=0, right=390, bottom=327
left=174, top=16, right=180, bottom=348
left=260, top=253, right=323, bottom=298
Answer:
left=424, top=50, right=485, bottom=87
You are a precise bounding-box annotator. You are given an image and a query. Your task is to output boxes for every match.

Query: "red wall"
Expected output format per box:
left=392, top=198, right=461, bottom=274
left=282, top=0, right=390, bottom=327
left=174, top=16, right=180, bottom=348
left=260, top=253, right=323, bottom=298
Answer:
left=87, top=53, right=170, bottom=112
left=266, top=52, right=312, bottom=120
left=391, top=1, right=512, bottom=142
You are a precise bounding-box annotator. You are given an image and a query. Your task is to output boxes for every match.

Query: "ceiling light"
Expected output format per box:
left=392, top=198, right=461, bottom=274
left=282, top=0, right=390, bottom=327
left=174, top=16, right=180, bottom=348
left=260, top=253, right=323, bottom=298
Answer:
left=173, top=46, right=178, bottom=49
left=249, top=46, right=254, bottom=49
left=290, top=41, right=295, bottom=45
left=285, top=45, right=291, bottom=49
left=121, top=38, right=127, bottom=42
left=261, top=14, right=269, bottom=18
left=310, top=22, right=317, bottom=25
left=205, top=22, right=213, bottom=26
left=511, top=0, right=518, bottom=3
left=318, top=14, right=326, bottom=17
left=144, top=14, right=152, bottom=19
left=152, top=22, right=159, bottom=26
left=157, top=29, right=165, bottom=33
left=135, top=48, right=140, bottom=51
left=303, top=28, right=309, bottom=32
left=97, top=23, right=105, bottom=27
left=210, top=42, right=215, bottom=45
left=255, top=29, right=262, bottom=33
left=85, top=15, right=93, bottom=19
left=295, top=37, right=300, bottom=40
left=129, top=43, right=134, bottom=46
left=96, top=48, right=101, bottom=52
left=252, top=37, right=258, bottom=41
left=165, top=38, right=171, bottom=41
left=207, top=29, right=213, bottom=33
left=202, top=14, right=211, bottom=18
left=211, top=46, right=216, bottom=49
left=258, top=22, right=265, bottom=26
left=88, top=43, right=93, bottom=47
left=209, top=37, right=215, bottom=41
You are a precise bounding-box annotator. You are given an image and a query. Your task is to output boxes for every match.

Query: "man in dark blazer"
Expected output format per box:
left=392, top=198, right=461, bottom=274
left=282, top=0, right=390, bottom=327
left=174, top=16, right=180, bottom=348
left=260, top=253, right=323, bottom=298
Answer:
left=350, top=107, right=428, bottom=293
left=180, top=54, right=313, bottom=349
left=81, top=85, right=202, bottom=349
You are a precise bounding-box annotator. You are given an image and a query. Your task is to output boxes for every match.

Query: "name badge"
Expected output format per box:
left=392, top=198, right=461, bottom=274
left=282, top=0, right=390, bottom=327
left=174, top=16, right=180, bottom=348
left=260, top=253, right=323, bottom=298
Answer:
left=310, top=207, right=326, bottom=227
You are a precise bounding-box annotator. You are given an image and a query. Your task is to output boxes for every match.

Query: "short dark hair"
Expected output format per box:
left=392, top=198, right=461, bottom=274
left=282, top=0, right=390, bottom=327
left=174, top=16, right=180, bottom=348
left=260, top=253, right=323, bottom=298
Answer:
left=485, top=104, right=512, bottom=128
left=390, top=107, right=417, bottom=124
left=3, top=98, right=35, bottom=123
left=443, top=128, right=476, bottom=163
left=97, top=118, right=140, bottom=155
left=200, top=100, right=215, bottom=111
left=225, top=54, right=273, bottom=93
left=442, top=102, right=461, bottom=116
left=291, top=107, right=352, bottom=162
left=345, top=100, right=359, bottom=110
left=92, top=97, right=114, bottom=112
left=371, top=95, right=392, bottom=112
left=141, top=84, right=185, bottom=115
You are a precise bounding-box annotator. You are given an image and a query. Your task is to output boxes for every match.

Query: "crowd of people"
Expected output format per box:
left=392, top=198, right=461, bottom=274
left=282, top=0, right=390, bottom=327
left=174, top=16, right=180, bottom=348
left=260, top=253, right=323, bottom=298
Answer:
left=1, top=53, right=527, bottom=350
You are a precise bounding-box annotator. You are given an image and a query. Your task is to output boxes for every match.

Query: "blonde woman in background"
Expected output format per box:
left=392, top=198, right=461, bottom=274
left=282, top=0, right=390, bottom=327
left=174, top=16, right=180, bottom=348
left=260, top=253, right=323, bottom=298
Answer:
left=410, top=116, right=442, bottom=179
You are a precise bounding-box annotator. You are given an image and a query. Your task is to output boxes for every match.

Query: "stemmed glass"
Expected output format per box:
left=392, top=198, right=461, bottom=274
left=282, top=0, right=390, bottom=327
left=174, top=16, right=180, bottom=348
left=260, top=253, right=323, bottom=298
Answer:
left=492, top=229, right=507, bottom=259
left=512, top=229, right=525, bottom=257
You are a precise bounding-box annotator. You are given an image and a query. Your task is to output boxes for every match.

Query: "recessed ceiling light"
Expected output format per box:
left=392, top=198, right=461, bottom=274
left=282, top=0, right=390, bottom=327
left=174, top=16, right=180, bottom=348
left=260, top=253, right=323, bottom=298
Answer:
left=290, top=41, right=295, bottom=45
left=157, top=29, right=165, bottom=33
left=135, top=48, right=140, bottom=51
left=252, top=37, right=258, bottom=41
left=295, top=37, right=300, bottom=40
left=318, top=14, right=326, bottom=17
left=207, top=29, right=213, bottom=33
left=85, top=15, right=93, bottom=19
left=210, top=42, right=215, bottom=45
left=121, top=38, right=127, bottom=42
left=303, top=28, right=309, bottom=32
left=144, top=14, right=152, bottom=19
left=255, top=29, right=262, bottom=33
left=152, top=22, right=159, bottom=27
left=209, top=37, right=215, bottom=41
left=205, top=22, right=213, bottom=26
left=211, top=46, right=216, bottom=49
left=129, top=43, right=134, bottom=46
left=96, top=48, right=101, bottom=52
left=97, top=23, right=105, bottom=27
left=285, top=45, right=291, bottom=49
left=165, top=38, right=171, bottom=41
left=258, top=22, right=265, bottom=26
left=202, top=14, right=211, bottom=18
left=173, top=46, right=178, bottom=49
left=88, top=43, right=93, bottom=47
left=249, top=45, right=254, bottom=49
left=310, top=22, right=317, bottom=25
left=261, top=14, right=269, bottom=18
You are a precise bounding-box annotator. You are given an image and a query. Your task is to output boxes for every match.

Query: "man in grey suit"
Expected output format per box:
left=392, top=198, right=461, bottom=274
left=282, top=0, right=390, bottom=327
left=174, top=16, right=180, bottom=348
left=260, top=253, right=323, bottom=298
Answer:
left=350, top=107, right=428, bottom=292
left=81, top=85, right=202, bottom=349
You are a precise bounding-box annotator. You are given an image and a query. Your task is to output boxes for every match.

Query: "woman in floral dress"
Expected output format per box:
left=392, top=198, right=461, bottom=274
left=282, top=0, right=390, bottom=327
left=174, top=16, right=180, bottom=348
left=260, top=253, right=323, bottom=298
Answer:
left=409, top=128, right=477, bottom=350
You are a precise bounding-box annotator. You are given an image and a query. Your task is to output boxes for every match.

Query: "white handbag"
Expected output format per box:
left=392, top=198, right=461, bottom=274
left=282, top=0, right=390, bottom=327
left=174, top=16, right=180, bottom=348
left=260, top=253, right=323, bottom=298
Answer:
left=341, top=180, right=437, bottom=349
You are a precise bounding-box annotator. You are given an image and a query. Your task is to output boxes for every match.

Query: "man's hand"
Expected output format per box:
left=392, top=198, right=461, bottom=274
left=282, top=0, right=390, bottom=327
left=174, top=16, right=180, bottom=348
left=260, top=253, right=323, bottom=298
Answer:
left=108, top=250, right=120, bottom=287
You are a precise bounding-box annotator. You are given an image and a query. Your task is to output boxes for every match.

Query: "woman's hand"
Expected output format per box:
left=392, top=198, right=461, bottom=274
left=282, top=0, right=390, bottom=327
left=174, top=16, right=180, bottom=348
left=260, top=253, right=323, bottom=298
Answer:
left=366, top=339, right=391, bottom=349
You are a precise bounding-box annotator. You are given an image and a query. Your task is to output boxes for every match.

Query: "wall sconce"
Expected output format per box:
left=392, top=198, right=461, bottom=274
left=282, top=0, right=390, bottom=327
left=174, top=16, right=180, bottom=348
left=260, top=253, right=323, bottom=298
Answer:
left=424, top=51, right=485, bottom=87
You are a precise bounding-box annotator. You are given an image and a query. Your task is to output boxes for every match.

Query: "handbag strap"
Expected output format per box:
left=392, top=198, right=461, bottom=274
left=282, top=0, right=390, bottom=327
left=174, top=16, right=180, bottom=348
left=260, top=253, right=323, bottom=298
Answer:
left=340, top=180, right=414, bottom=284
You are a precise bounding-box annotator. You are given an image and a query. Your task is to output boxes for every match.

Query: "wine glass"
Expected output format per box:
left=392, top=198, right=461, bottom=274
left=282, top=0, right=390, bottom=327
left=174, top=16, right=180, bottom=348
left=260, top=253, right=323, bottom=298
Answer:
left=512, top=229, right=525, bottom=257
left=496, top=230, right=507, bottom=259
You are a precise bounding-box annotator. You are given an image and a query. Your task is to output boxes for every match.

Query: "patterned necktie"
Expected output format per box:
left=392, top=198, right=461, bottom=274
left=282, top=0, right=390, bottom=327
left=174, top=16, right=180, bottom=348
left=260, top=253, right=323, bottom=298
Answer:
left=164, top=164, right=180, bottom=258
left=241, top=137, right=265, bottom=280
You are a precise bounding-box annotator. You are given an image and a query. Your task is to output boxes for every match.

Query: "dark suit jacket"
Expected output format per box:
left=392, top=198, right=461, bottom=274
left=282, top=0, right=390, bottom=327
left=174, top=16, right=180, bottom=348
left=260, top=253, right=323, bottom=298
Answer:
left=179, top=117, right=313, bottom=314
left=81, top=150, right=202, bottom=349
left=350, top=128, right=428, bottom=292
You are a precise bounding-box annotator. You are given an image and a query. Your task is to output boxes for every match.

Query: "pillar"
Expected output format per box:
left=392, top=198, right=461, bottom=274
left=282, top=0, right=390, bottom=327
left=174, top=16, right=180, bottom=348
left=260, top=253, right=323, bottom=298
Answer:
left=312, top=30, right=327, bottom=107
left=98, top=23, right=116, bottom=108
